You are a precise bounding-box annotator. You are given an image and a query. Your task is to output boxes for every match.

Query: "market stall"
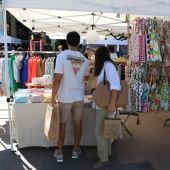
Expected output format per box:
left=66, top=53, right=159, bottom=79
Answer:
left=12, top=104, right=96, bottom=148
left=2, top=0, right=170, bottom=151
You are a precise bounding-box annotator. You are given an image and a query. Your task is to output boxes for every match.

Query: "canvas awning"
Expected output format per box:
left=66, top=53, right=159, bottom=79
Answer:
left=4, top=1, right=170, bottom=39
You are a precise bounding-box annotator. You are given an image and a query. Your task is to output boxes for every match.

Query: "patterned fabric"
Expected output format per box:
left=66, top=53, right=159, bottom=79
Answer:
left=42, top=75, right=53, bottom=85
left=139, top=35, right=146, bottom=62
left=159, top=82, right=169, bottom=111
left=132, top=81, right=143, bottom=112
left=146, top=19, right=161, bottom=61
left=129, top=18, right=140, bottom=62
left=141, top=102, right=150, bottom=113
left=30, top=93, right=44, bottom=103
left=139, top=18, right=146, bottom=63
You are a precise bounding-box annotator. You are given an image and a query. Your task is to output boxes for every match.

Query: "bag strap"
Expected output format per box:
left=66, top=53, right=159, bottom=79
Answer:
left=103, top=70, right=106, bottom=85
left=103, top=62, right=110, bottom=85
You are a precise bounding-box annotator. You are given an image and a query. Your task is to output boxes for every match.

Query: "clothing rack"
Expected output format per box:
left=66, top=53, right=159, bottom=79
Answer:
left=8, top=51, right=60, bottom=54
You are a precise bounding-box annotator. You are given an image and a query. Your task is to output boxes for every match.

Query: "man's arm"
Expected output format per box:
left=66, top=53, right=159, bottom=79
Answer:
left=51, top=73, right=63, bottom=107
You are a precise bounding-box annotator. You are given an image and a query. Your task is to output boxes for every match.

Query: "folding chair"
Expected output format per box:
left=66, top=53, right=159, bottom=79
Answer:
left=119, top=110, right=140, bottom=137
left=0, top=126, right=6, bottom=133
left=164, top=118, right=170, bottom=126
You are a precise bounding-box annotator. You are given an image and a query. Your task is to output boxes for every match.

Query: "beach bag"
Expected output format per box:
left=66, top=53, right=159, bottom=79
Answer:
left=92, top=70, right=129, bottom=108
left=44, top=104, right=60, bottom=141
left=104, top=114, right=121, bottom=139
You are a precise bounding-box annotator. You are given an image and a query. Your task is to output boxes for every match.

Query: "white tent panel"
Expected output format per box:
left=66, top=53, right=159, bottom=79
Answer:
left=0, top=36, right=21, bottom=44
left=7, top=8, right=132, bottom=38
left=3, top=0, right=170, bottom=16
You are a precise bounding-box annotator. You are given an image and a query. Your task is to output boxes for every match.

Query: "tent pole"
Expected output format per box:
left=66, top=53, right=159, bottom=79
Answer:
left=127, top=14, right=130, bottom=55
left=105, top=38, right=107, bottom=47
left=2, top=5, right=14, bottom=152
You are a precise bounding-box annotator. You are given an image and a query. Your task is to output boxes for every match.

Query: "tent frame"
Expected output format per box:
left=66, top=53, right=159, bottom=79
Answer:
left=2, top=5, right=14, bottom=151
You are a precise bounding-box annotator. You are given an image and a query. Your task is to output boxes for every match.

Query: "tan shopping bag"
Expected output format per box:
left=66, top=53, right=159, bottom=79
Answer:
left=104, top=118, right=121, bottom=139
left=44, top=104, right=60, bottom=141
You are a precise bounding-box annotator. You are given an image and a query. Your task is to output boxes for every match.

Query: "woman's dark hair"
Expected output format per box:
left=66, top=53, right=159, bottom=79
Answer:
left=94, top=46, right=116, bottom=76
left=66, top=31, right=80, bottom=47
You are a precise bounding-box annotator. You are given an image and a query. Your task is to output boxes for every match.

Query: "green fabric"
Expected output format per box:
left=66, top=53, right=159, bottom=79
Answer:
left=9, top=55, right=21, bottom=92
left=95, top=109, right=111, bottom=162
left=159, top=82, right=169, bottom=111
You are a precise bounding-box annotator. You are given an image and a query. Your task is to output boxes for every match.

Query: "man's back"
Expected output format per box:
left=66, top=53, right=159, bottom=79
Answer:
left=55, top=49, right=89, bottom=103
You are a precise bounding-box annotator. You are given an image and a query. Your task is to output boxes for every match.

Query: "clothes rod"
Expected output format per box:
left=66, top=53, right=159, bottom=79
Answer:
left=7, top=51, right=59, bottom=54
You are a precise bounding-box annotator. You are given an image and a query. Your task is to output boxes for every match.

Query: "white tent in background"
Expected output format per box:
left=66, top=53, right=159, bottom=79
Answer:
left=2, top=0, right=170, bottom=151
left=0, top=31, right=21, bottom=44
left=0, top=36, right=21, bottom=45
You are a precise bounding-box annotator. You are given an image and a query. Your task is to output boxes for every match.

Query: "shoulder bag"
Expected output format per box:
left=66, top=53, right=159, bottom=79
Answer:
left=92, top=70, right=129, bottom=108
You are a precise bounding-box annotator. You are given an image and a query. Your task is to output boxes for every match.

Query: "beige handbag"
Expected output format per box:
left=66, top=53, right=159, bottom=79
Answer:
left=92, top=70, right=129, bottom=108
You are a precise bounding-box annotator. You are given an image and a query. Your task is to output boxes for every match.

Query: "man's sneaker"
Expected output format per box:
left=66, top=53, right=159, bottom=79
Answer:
left=72, top=147, right=81, bottom=159
left=54, top=149, right=64, bottom=162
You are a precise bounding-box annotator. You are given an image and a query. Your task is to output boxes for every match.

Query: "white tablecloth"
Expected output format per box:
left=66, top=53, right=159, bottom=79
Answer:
left=12, top=103, right=97, bottom=148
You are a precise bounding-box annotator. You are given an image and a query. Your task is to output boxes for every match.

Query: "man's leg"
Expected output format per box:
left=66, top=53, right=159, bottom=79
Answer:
left=57, top=123, right=67, bottom=154
left=55, top=102, right=72, bottom=158
left=74, top=120, right=82, bottom=150
left=71, top=101, right=84, bottom=158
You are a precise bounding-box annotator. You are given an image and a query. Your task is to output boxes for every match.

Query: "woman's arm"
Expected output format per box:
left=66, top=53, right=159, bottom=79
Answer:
left=108, top=90, right=118, bottom=114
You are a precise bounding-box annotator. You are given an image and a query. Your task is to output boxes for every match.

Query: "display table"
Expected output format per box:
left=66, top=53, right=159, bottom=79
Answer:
left=12, top=103, right=97, bottom=148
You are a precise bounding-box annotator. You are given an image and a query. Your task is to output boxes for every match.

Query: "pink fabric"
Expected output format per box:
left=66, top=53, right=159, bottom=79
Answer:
left=139, top=35, right=146, bottom=62
left=129, top=18, right=140, bottom=62
left=139, top=18, right=146, bottom=63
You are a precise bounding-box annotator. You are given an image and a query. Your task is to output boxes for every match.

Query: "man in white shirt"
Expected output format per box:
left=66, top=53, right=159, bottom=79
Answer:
left=51, top=31, right=89, bottom=163
left=109, top=46, right=118, bottom=60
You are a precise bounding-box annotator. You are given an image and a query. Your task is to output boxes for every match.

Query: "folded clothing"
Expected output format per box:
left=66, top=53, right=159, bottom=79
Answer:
left=30, top=93, right=44, bottom=103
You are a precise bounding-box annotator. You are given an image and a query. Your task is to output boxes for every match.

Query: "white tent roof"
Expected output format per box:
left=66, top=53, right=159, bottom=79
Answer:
left=3, top=0, right=170, bottom=40
left=7, top=8, right=134, bottom=39
left=0, top=31, right=21, bottom=44
left=3, top=0, right=170, bottom=16
left=0, top=36, right=21, bottom=44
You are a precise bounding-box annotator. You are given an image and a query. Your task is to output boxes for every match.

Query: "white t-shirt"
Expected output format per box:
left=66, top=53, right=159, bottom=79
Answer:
left=110, top=53, right=118, bottom=59
left=55, top=49, right=89, bottom=103
left=92, top=62, right=121, bottom=109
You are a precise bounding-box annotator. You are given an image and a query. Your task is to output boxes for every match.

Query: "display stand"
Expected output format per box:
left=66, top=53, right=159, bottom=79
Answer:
left=30, top=39, right=42, bottom=51
left=114, top=59, right=139, bottom=137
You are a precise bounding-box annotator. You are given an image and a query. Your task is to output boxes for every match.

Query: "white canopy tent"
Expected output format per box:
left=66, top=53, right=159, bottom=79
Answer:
left=0, top=36, right=21, bottom=44
left=0, top=31, right=21, bottom=44
left=2, top=0, right=170, bottom=151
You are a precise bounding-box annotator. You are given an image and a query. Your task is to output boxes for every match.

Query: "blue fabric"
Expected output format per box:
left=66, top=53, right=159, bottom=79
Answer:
left=22, top=56, right=29, bottom=83
left=14, top=96, right=28, bottom=103
left=119, top=50, right=124, bottom=56
left=8, top=46, right=15, bottom=51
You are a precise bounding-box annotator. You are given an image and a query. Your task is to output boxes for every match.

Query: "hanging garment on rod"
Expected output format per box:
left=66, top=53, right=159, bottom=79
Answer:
left=9, top=55, right=22, bottom=92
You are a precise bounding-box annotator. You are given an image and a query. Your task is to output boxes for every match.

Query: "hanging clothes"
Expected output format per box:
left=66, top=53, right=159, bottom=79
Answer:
left=129, top=18, right=140, bottom=62
left=37, top=57, right=43, bottom=77
left=9, top=55, right=21, bottom=92
left=139, top=18, right=146, bottom=63
left=13, top=54, right=23, bottom=83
